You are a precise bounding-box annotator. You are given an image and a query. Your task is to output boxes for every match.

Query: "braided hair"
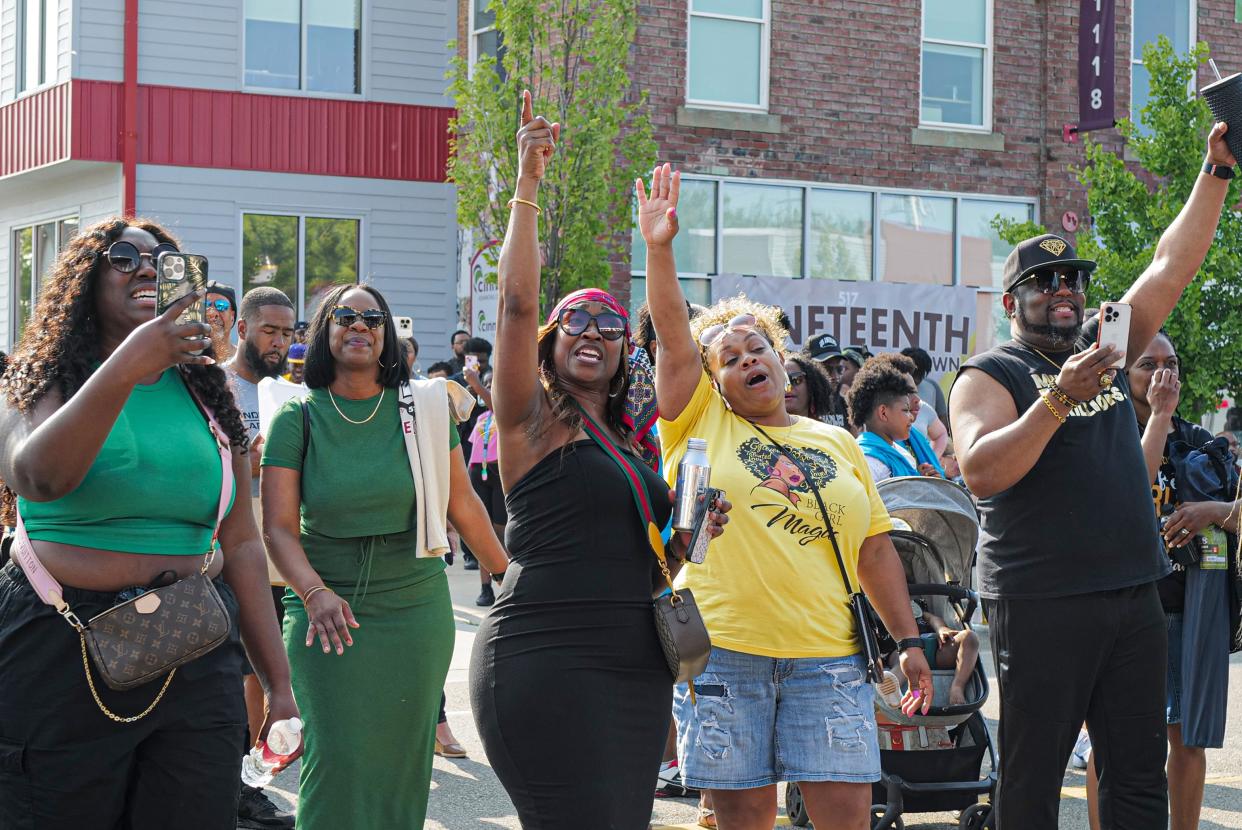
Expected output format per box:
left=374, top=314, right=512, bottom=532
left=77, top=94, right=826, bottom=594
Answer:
left=0, top=216, right=249, bottom=524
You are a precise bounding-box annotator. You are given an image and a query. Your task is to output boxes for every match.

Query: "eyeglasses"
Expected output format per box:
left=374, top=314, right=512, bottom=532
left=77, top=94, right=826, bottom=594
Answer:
left=698, top=314, right=759, bottom=347
left=204, top=299, right=232, bottom=313
left=106, top=241, right=179, bottom=274
left=557, top=307, right=626, bottom=341
left=330, top=306, right=388, bottom=329
left=787, top=372, right=806, bottom=387
left=1012, top=268, right=1091, bottom=295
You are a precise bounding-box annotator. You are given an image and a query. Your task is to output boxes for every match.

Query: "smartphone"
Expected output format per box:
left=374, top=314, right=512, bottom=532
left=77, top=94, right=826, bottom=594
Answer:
left=464, top=354, right=480, bottom=373
left=1096, top=302, right=1131, bottom=369
left=395, top=316, right=414, bottom=340
left=684, top=487, right=724, bottom=565
left=156, top=252, right=208, bottom=326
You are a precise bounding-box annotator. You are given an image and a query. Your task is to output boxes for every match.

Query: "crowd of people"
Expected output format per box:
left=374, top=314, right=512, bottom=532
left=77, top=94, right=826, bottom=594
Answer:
left=0, top=92, right=1239, bottom=830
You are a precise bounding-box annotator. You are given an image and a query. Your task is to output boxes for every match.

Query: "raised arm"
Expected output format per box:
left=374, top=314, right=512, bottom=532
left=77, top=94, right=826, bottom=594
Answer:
left=492, top=90, right=560, bottom=432
left=638, top=164, right=702, bottom=420
left=1121, top=122, right=1236, bottom=366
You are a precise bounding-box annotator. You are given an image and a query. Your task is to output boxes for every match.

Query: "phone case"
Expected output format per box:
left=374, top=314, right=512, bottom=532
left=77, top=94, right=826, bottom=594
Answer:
left=156, top=253, right=208, bottom=326
left=685, top=487, right=723, bottom=565
left=1096, top=302, right=1131, bottom=369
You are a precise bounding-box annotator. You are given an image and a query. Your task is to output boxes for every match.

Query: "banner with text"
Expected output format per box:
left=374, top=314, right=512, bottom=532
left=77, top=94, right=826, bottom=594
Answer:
left=1078, top=0, right=1116, bottom=132
left=713, top=274, right=979, bottom=380
left=469, top=241, right=501, bottom=340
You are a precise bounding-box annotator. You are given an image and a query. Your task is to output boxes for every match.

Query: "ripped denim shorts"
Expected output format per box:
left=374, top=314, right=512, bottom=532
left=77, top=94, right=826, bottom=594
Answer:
left=673, top=647, right=879, bottom=789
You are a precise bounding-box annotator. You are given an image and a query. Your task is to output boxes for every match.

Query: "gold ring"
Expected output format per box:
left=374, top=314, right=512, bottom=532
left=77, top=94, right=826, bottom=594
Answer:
left=1098, top=372, right=1113, bottom=388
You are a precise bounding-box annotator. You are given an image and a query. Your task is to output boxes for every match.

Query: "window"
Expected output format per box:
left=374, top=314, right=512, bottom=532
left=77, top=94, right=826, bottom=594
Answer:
left=687, top=0, right=769, bottom=111
left=958, top=199, right=1034, bottom=289
left=242, top=213, right=359, bottom=318
left=469, top=0, right=506, bottom=81
left=722, top=183, right=802, bottom=277
left=11, top=217, right=77, bottom=343
left=629, top=277, right=712, bottom=315
left=632, top=178, right=718, bottom=276
left=244, top=0, right=361, bottom=94
left=877, top=194, right=954, bottom=285
left=808, top=189, right=872, bottom=281
left=920, top=0, right=991, bottom=129
left=1131, top=0, right=1194, bottom=134
left=16, top=0, right=58, bottom=93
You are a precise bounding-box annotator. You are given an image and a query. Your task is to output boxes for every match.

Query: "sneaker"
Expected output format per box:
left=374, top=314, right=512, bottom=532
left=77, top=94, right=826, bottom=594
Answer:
left=1070, top=729, right=1092, bottom=770
left=237, top=783, right=295, bottom=829
left=463, top=553, right=479, bottom=571
left=655, top=759, right=698, bottom=798
left=476, top=583, right=495, bottom=607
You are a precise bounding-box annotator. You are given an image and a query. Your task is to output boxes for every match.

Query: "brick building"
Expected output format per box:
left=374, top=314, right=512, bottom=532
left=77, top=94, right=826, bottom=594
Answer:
left=464, top=0, right=1238, bottom=352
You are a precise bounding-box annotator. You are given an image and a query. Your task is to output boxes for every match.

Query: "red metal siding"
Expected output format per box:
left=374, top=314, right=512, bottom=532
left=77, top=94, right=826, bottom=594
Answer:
left=0, top=83, right=70, bottom=178
left=70, top=80, right=123, bottom=162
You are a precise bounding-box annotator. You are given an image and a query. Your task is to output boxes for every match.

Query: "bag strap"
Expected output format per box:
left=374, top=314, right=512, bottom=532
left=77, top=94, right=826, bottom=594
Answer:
left=13, top=374, right=234, bottom=629
left=573, top=403, right=674, bottom=591
left=748, top=422, right=856, bottom=596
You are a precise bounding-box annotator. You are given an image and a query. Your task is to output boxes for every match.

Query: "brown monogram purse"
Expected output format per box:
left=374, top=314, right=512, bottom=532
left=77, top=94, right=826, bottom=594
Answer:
left=12, top=389, right=235, bottom=722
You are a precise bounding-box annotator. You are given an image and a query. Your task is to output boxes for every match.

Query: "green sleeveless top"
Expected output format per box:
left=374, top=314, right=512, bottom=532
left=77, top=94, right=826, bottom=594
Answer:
left=18, top=369, right=235, bottom=555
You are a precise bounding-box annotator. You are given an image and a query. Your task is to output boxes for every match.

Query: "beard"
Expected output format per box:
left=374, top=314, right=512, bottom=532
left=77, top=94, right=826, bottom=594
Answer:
left=1015, top=295, right=1082, bottom=350
left=243, top=339, right=287, bottom=379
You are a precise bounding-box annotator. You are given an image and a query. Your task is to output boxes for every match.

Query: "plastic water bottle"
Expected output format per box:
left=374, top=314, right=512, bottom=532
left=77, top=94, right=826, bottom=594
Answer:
left=240, top=717, right=303, bottom=788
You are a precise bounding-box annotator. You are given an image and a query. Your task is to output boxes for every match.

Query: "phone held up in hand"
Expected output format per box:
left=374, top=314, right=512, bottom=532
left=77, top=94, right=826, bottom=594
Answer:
left=1095, top=302, right=1132, bottom=369
left=156, top=252, right=209, bottom=324
left=464, top=354, right=480, bottom=373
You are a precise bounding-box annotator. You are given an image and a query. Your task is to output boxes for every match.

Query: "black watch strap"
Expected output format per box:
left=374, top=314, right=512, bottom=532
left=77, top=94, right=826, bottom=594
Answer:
left=1203, top=162, right=1235, bottom=180
left=897, top=637, right=924, bottom=653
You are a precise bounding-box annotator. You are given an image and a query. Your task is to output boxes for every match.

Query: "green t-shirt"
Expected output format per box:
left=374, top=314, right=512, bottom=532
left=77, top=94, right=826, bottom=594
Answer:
left=262, top=388, right=460, bottom=539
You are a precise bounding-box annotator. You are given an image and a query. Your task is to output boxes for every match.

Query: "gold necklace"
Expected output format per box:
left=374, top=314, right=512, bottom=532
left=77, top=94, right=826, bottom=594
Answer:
left=328, top=387, right=386, bottom=425
left=1022, top=341, right=1073, bottom=371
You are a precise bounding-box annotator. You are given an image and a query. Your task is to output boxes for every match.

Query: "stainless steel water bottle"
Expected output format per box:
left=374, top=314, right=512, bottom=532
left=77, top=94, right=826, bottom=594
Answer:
left=673, top=438, right=711, bottom=532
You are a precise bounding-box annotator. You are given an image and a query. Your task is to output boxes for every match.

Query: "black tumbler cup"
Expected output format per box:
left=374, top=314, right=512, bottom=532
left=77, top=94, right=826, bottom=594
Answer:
left=1201, top=73, right=1242, bottom=161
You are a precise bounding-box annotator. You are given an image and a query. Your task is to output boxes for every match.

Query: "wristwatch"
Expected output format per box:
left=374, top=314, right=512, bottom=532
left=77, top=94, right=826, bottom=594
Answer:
left=896, top=637, right=925, bottom=654
left=1203, top=162, right=1235, bottom=180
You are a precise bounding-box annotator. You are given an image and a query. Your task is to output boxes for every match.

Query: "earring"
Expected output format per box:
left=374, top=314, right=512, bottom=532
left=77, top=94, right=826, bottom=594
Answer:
left=713, top=382, right=733, bottom=411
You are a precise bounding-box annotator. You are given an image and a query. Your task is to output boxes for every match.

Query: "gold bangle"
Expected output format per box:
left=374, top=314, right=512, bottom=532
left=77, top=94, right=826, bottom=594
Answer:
left=507, top=197, right=542, bottom=215
left=302, top=585, right=332, bottom=603
left=1048, top=384, right=1080, bottom=409
left=1040, top=392, right=1067, bottom=425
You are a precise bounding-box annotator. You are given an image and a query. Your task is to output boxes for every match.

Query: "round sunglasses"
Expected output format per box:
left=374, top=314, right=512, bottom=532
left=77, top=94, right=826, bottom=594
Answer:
left=557, top=307, right=626, bottom=340
left=330, top=305, right=388, bottom=329
left=106, top=241, right=179, bottom=274
left=1012, top=267, right=1091, bottom=295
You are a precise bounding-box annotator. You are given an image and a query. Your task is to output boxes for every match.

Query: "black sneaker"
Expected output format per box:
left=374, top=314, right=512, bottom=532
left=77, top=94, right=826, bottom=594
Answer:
left=463, top=553, right=479, bottom=571
left=476, top=583, right=495, bottom=607
left=237, top=783, right=295, bottom=829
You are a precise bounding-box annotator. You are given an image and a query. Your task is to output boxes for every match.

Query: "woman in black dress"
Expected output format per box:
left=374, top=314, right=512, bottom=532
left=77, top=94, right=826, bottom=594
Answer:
left=470, top=92, right=726, bottom=829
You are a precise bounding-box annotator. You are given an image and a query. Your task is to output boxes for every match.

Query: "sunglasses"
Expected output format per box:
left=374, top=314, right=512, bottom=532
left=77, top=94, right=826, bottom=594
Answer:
left=1012, top=267, right=1091, bottom=295
left=106, top=241, right=179, bottom=274
left=557, top=307, right=626, bottom=341
left=787, top=372, right=806, bottom=387
left=330, top=306, right=388, bottom=329
left=204, top=299, right=232, bottom=313
left=698, top=314, right=760, bottom=348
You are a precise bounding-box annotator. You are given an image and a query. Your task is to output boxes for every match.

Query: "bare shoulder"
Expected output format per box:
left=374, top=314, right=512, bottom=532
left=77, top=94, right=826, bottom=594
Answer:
left=950, top=368, right=1018, bottom=452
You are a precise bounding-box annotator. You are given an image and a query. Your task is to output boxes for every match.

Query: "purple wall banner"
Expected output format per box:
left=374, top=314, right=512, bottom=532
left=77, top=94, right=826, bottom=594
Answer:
left=1078, top=0, right=1116, bottom=132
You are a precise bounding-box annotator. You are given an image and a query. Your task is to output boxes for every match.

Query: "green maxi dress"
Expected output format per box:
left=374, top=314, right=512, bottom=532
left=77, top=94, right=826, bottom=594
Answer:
left=263, top=389, right=458, bottom=829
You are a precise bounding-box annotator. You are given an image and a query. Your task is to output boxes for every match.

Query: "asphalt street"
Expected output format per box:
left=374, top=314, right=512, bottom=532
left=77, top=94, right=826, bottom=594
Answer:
left=265, top=564, right=1242, bottom=829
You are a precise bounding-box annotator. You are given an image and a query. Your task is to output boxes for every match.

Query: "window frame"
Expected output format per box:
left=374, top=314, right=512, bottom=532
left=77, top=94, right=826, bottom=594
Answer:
left=237, top=210, right=366, bottom=319
left=241, top=0, right=367, bottom=100
left=467, top=0, right=503, bottom=77
left=1129, top=0, right=1197, bottom=130
left=918, top=0, right=994, bottom=133
left=684, top=0, right=771, bottom=114
left=15, top=0, right=58, bottom=97
left=9, top=215, right=78, bottom=347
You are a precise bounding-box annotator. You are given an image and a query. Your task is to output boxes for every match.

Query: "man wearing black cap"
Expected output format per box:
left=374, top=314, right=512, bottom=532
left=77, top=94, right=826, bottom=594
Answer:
left=950, top=123, right=1236, bottom=829
left=803, top=333, right=850, bottom=428
left=205, top=280, right=238, bottom=364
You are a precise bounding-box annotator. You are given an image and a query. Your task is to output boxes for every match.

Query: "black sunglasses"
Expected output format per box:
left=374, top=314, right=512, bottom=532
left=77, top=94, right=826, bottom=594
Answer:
left=330, top=306, right=388, bottom=330
left=1013, top=267, right=1091, bottom=295
left=557, top=307, right=626, bottom=340
left=106, top=241, right=179, bottom=274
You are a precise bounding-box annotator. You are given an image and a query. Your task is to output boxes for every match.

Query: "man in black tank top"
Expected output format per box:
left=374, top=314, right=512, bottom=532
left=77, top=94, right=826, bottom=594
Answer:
left=949, top=122, right=1236, bottom=830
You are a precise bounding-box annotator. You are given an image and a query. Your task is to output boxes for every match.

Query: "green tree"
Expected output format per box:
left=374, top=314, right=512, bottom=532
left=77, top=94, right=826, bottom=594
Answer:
left=994, top=37, right=1242, bottom=419
left=448, top=0, right=656, bottom=311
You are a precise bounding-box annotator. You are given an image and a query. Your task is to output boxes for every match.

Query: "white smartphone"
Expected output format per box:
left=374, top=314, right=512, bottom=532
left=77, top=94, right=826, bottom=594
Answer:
left=1096, top=302, right=1132, bottom=369
left=395, top=316, right=413, bottom=340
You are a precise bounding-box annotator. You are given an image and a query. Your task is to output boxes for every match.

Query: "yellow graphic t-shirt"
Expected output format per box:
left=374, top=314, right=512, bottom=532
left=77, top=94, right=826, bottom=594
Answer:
left=660, top=372, right=893, bottom=658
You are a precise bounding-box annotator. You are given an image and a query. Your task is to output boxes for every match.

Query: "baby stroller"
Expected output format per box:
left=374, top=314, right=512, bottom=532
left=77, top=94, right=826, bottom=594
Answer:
left=786, top=477, right=996, bottom=830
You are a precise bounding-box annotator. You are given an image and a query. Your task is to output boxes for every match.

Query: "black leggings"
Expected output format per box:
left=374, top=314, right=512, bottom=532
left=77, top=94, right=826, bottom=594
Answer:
left=984, top=582, right=1168, bottom=830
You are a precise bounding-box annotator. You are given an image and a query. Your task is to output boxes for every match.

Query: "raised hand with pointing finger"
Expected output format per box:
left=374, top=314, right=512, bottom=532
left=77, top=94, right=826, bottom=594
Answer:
left=516, top=89, right=560, bottom=183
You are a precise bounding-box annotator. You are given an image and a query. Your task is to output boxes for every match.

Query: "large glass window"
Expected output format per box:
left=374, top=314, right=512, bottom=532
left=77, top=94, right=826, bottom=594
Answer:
left=632, top=179, right=718, bottom=276
left=687, top=0, right=769, bottom=111
left=722, top=183, right=802, bottom=277
left=243, top=213, right=359, bottom=318
left=877, top=194, right=954, bottom=285
left=17, top=0, right=58, bottom=93
left=1131, top=0, right=1193, bottom=133
left=920, top=0, right=990, bottom=129
left=629, top=277, right=712, bottom=315
left=470, top=0, right=506, bottom=81
left=245, top=0, right=361, bottom=94
left=808, top=189, right=872, bottom=281
left=958, top=199, right=1033, bottom=289
left=10, top=217, right=77, bottom=344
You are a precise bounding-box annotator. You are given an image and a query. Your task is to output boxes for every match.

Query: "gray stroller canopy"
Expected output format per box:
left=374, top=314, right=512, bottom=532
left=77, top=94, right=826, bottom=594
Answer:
left=877, top=477, right=980, bottom=590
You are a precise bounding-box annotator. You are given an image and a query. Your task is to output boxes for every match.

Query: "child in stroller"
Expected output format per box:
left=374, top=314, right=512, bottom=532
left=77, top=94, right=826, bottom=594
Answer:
left=902, top=598, right=980, bottom=707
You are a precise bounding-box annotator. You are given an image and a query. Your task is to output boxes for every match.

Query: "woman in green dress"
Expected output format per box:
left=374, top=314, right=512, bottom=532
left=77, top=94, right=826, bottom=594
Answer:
left=261, top=284, right=508, bottom=829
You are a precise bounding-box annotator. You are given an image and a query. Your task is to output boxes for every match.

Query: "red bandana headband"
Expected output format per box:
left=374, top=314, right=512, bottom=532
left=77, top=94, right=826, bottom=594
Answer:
left=546, top=288, right=631, bottom=340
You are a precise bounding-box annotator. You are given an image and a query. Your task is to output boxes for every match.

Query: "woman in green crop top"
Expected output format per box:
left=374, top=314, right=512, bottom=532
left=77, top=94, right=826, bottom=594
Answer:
left=261, top=284, right=508, bottom=830
left=0, top=218, right=296, bottom=830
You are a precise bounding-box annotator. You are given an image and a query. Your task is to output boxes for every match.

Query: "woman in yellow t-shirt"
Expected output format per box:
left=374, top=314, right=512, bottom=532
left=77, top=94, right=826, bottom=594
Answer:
left=637, top=164, right=934, bottom=830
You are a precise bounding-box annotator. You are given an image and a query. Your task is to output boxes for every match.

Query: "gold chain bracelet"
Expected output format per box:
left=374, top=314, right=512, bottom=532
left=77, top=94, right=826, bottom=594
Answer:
left=1040, top=391, right=1067, bottom=425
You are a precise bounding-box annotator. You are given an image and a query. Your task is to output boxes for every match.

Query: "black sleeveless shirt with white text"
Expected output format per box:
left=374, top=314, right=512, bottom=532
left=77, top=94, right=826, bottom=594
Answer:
left=954, top=321, right=1169, bottom=599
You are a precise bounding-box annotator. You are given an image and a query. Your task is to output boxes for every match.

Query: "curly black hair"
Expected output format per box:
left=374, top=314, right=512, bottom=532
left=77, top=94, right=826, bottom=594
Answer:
left=303, top=284, right=409, bottom=390
left=845, top=356, right=917, bottom=431
left=785, top=354, right=839, bottom=421
left=0, top=216, right=249, bottom=524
